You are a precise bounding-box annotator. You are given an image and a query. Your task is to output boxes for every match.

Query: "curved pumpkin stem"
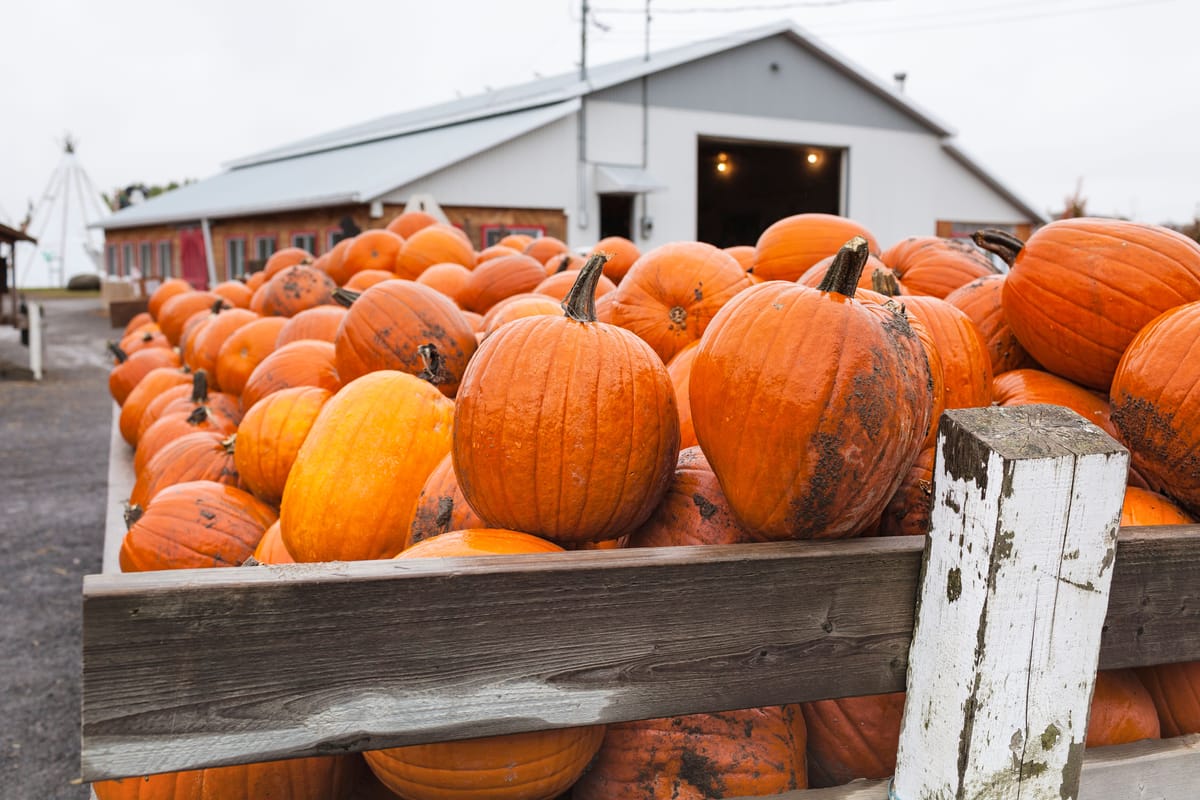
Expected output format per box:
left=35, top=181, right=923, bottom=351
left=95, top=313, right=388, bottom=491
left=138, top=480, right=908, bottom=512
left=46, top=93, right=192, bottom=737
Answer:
left=190, top=370, right=209, bottom=403
left=186, top=406, right=211, bottom=426
left=817, top=236, right=870, bottom=297
left=141, top=331, right=154, bottom=343
left=332, top=287, right=360, bottom=308
left=562, top=251, right=611, bottom=323
left=221, top=433, right=237, bottom=455
left=553, top=254, right=572, bottom=274
left=417, top=343, right=450, bottom=387
left=124, top=503, right=144, bottom=530
left=871, top=269, right=902, bottom=297
left=210, top=299, right=226, bottom=314
left=107, top=341, right=128, bottom=364
left=972, top=229, right=1025, bottom=267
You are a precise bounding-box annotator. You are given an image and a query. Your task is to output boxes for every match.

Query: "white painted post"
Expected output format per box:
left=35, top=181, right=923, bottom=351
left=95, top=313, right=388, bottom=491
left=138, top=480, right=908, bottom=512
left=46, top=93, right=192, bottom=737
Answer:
left=28, top=301, right=43, bottom=381
left=893, top=405, right=1129, bottom=800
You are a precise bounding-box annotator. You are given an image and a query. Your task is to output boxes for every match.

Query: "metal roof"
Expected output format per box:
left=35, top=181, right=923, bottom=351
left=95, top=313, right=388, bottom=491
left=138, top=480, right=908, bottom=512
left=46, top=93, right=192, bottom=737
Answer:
left=98, top=99, right=579, bottom=230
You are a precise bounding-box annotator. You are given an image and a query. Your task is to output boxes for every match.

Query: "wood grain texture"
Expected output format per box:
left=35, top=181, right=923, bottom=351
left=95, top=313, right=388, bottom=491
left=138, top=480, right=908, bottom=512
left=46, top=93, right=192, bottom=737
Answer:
left=731, top=734, right=1200, bottom=799
left=81, top=526, right=1200, bottom=782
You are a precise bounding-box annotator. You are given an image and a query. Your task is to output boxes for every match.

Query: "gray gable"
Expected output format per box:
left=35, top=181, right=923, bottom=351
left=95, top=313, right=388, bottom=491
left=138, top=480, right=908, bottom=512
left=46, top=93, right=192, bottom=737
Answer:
left=593, top=34, right=931, bottom=134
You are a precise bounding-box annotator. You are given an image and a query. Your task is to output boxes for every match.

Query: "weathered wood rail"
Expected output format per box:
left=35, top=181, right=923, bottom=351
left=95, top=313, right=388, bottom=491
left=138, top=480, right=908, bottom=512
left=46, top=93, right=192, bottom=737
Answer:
left=83, top=405, right=1200, bottom=797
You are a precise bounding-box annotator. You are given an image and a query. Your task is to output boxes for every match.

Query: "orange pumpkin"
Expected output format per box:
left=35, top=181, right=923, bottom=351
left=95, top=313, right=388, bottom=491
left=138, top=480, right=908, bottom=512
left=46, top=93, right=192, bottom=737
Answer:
left=723, top=245, right=755, bottom=274
left=214, top=316, right=289, bottom=398
left=608, top=241, right=753, bottom=364
left=1136, top=661, right=1200, bottom=737
left=534, top=269, right=615, bottom=302
left=498, top=233, right=534, bottom=252
left=879, top=236, right=997, bottom=298
left=476, top=244, right=519, bottom=265
left=665, top=341, right=699, bottom=449
left=943, top=274, right=1037, bottom=375
left=235, top=385, right=333, bottom=506
left=395, top=225, right=475, bottom=279
left=802, top=693, right=906, bottom=787
left=415, top=262, right=472, bottom=304
left=320, top=237, right=356, bottom=287
left=93, top=755, right=356, bottom=799
left=157, top=291, right=224, bottom=346
left=877, top=447, right=936, bottom=537
left=108, top=346, right=182, bottom=407
left=184, top=308, right=258, bottom=388
left=135, top=374, right=240, bottom=449
left=457, top=254, right=547, bottom=314
left=262, top=246, right=313, bottom=280
left=241, top=340, right=340, bottom=412
left=258, top=264, right=337, bottom=317
left=275, top=305, right=347, bottom=347
left=118, top=366, right=193, bottom=447
left=798, top=254, right=903, bottom=295
left=1086, top=669, right=1161, bottom=747
left=129, top=431, right=239, bottom=510
left=406, top=453, right=486, bottom=548
left=897, top=294, right=992, bottom=410
left=453, top=253, right=680, bottom=544
left=689, top=237, right=931, bottom=540
left=480, top=293, right=563, bottom=336
left=753, top=213, right=880, bottom=282
left=281, top=370, right=455, bottom=562
left=343, top=268, right=398, bottom=292
left=134, top=392, right=239, bottom=477
left=211, top=280, right=253, bottom=309
left=342, top=229, right=406, bottom=278
left=252, top=519, right=295, bottom=564
left=522, top=235, right=569, bottom=265
left=590, top=236, right=640, bottom=284
left=992, top=369, right=1119, bottom=439
left=147, top=278, right=194, bottom=320
left=386, top=210, right=439, bottom=239
left=1121, top=486, right=1195, bottom=526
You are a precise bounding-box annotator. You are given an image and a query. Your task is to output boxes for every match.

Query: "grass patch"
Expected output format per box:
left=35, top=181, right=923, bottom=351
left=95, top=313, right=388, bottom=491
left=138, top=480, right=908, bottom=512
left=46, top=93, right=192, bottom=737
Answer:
left=19, top=288, right=101, bottom=300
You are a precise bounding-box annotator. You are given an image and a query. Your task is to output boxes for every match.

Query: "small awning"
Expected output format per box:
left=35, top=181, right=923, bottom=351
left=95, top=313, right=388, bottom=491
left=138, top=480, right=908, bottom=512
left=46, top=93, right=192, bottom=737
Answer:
left=594, top=164, right=666, bottom=194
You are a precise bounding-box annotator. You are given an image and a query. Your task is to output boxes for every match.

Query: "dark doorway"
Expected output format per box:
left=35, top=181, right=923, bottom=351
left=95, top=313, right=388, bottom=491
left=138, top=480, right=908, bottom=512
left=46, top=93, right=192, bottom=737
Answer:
left=697, top=138, right=843, bottom=248
left=599, top=194, right=635, bottom=241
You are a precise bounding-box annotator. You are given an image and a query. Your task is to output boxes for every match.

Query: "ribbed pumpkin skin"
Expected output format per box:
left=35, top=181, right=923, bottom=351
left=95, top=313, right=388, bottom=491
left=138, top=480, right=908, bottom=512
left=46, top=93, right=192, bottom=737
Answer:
left=184, top=309, right=258, bottom=389
left=415, top=262, right=472, bottom=304
left=1110, top=301, right=1200, bottom=514
left=235, top=386, right=333, bottom=506
left=333, top=280, right=477, bottom=397
left=276, top=305, right=348, bottom=347
left=343, top=229, right=406, bottom=277
left=591, top=236, right=641, bottom=284
left=215, top=316, right=289, bottom=398
left=119, top=481, right=276, bottom=572
left=523, top=236, right=570, bottom=265
left=899, top=295, right=992, bottom=410
left=118, top=326, right=170, bottom=358
left=387, top=210, right=438, bottom=239
left=627, top=447, right=763, bottom=547
left=992, top=369, right=1119, bottom=439
left=137, top=380, right=241, bottom=444
left=118, top=367, right=192, bottom=446
left=1136, top=661, right=1200, bottom=737
left=944, top=275, right=1036, bottom=375
left=211, top=280, right=253, bottom=309
left=453, top=308, right=680, bottom=544
left=281, top=371, right=455, bottom=562
left=148, top=279, right=193, bottom=320
left=129, top=432, right=239, bottom=509
left=609, top=242, right=754, bottom=364
left=407, top=453, right=486, bottom=548
left=457, top=254, right=547, bottom=314
left=109, top=347, right=182, bottom=406
left=344, top=268, right=397, bottom=292
left=1121, top=486, right=1195, bottom=526
left=134, top=406, right=237, bottom=477
left=395, top=225, right=475, bottom=279
left=158, top=292, right=223, bottom=346
left=753, top=213, right=880, bottom=282
left=241, top=340, right=340, bottom=411
left=253, top=520, right=295, bottom=564
left=879, top=236, right=997, bottom=298
left=689, top=279, right=931, bottom=540
left=878, top=446, right=936, bottom=537
left=259, top=265, right=338, bottom=317
left=1086, top=668, right=1161, bottom=747
left=365, top=529, right=604, bottom=800
left=1000, top=218, right=1200, bottom=391
left=666, top=342, right=700, bottom=449
left=93, top=756, right=358, bottom=800
left=573, top=705, right=808, bottom=799
left=802, top=692, right=905, bottom=787
left=263, top=247, right=313, bottom=280
left=481, top=293, right=562, bottom=335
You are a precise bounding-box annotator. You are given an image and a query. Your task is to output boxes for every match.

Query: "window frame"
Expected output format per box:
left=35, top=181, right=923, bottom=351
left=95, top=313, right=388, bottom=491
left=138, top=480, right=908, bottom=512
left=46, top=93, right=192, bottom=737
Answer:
left=226, top=236, right=248, bottom=280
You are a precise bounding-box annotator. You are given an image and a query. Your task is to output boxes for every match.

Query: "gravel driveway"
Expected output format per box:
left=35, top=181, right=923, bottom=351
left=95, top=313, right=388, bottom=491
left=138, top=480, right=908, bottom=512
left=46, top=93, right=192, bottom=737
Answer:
left=0, top=296, right=113, bottom=798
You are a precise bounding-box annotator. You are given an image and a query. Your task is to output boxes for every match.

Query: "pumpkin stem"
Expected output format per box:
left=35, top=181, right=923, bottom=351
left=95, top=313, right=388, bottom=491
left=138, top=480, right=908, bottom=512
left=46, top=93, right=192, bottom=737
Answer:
left=210, top=299, right=225, bottom=314
left=562, top=251, right=611, bottom=323
left=417, top=343, right=451, bottom=387
left=241, top=555, right=261, bottom=567
left=871, top=269, right=902, bottom=297
left=186, top=406, right=210, bottom=425
left=332, top=287, right=360, bottom=308
left=141, top=331, right=154, bottom=342
left=221, top=433, right=237, bottom=455
left=816, top=236, right=870, bottom=297
left=972, top=229, right=1025, bottom=267
left=554, top=253, right=572, bottom=274
left=123, top=503, right=143, bottom=530
left=190, top=370, right=209, bottom=403
left=107, top=341, right=128, bottom=363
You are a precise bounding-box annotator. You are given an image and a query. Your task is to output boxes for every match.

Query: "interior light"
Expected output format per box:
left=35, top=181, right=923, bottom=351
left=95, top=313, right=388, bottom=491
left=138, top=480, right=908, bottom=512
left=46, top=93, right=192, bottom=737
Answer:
left=716, top=162, right=728, bottom=173
left=806, top=152, right=820, bottom=165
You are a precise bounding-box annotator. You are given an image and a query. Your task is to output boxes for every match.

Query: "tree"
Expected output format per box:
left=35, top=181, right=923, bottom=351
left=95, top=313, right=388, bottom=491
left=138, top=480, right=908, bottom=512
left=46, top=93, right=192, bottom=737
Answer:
left=104, top=179, right=195, bottom=211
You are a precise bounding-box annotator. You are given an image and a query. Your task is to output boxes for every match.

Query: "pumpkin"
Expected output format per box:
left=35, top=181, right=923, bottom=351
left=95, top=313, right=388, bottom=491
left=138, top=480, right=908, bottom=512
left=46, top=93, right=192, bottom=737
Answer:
left=235, top=385, right=333, bottom=506
left=134, top=377, right=239, bottom=476
left=476, top=244, right=520, bottom=265
left=281, top=370, right=455, bottom=562
left=184, top=308, right=258, bottom=388
left=572, top=705, right=808, bottom=799
left=480, top=293, right=563, bottom=336
left=122, top=312, right=154, bottom=337
left=456, top=254, right=547, bottom=314
left=797, top=254, right=903, bottom=295
left=157, top=291, right=224, bottom=346
left=147, top=278, right=193, bottom=320
left=135, top=374, right=241, bottom=447
left=498, top=233, right=534, bottom=251
left=975, top=222, right=1200, bottom=391
left=344, top=268, right=399, bottom=292
left=318, top=237, right=356, bottom=287
left=108, top=346, right=182, bottom=406
left=245, top=270, right=267, bottom=291
left=1110, top=300, right=1200, bottom=514
left=119, top=480, right=275, bottom=572
left=534, top=268, right=615, bottom=301
left=252, top=519, right=295, bottom=564
left=591, top=236, right=641, bottom=284
left=689, top=236, right=931, bottom=540
left=626, top=447, right=762, bottom=547
left=877, top=446, right=936, bottom=537
left=275, top=305, right=348, bottom=347
left=364, top=529, right=603, bottom=799
left=1086, top=669, right=1160, bottom=747
left=1120, top=486, right=1195, bottom=526
left=262, top=246, right=313, bottom=279
left=1135, top=661, right=1200, bottom=737
left=93, top=757, right=360, bottom=800
left=118, top=366, right=193, bottom=446
left=608, top=241, right=754, bottom=365
left=117, top=327, right=170, bottom=358
left=342, top=229, right=406, bottom=278
left=802, top=692, right=906, bottom=787
left=992, top=369, right=1119, bottom=439
left=211, top=280, right=253, bottom=309
left=543, top=252, right=585, bottom=275
left=241, top=340, right=340, bottom=411
left=386, top=210, right=439, bottom=239
left=879, top=236, right=997, bottom=298
left=214, top=316, right=289, bottom=397
left=415, top=262, right=472, bottom=304
left=522, top=235, right=569, bottom=265
left=665, top=342, right=700, bottom=449
left=395, top=225, right=475, bottom=279
left=406, top=453, right=486, bottom=548
left=894, top=294, right=992, bottom=410
left=723, top=245, right=755, bottom=274
left=753, top=213, right=880, bottom=282
left=453, top=253, right=680, bottom=544
left=943, top=274, right=1037, bottom=375
left=128, top=431, right=239, bottom=510
left=258, top=264, right=338, bottom=317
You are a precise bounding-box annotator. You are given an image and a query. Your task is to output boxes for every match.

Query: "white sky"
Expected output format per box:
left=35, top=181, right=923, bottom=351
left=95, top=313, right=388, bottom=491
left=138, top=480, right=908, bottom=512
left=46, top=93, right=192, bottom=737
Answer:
left=3, top=0, right=1198, bottom=233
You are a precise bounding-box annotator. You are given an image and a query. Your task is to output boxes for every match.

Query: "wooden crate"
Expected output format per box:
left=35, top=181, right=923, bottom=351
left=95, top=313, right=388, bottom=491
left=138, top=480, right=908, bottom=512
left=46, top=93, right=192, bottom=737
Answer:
left=82, top=406, right=1200, bottom=797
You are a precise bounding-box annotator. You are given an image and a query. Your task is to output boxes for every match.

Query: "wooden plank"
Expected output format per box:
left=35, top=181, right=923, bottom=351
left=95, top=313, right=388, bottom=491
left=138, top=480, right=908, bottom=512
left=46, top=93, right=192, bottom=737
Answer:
left=894, top=406, right=1129, bottom=800
left=80, top=524, right=1200, bottom=782
left=736, top=735, right=1200, bottom=800
left=103, top=404, right=133, bottom=575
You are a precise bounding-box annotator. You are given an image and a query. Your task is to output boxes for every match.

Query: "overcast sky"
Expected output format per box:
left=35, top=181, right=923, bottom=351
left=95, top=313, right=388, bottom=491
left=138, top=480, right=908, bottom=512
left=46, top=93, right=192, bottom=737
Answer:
left=3, top=0, right=1198, bottom=236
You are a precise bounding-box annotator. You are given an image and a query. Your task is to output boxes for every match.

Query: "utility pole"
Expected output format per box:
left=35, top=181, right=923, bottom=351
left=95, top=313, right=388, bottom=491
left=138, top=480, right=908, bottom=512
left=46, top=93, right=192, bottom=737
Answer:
left=580, top=0, right=589, bottom=80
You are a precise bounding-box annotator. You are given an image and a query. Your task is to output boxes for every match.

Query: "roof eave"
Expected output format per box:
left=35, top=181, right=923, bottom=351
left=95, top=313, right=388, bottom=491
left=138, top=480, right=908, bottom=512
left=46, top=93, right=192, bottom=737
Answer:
left=92, top=192, right=364, bottom=231
left=941, top=141, right=1048, bottom=225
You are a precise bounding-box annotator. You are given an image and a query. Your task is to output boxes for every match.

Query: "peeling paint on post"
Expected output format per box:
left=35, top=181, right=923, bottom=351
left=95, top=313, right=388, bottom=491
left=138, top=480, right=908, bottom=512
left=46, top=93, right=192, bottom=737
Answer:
left=893, top=406, right=1128, bottom=800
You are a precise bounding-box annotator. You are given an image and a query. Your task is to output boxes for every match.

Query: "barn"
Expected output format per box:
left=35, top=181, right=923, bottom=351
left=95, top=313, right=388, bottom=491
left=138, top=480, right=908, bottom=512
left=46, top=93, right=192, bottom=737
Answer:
left=97, top=20, right=1043, bottom=289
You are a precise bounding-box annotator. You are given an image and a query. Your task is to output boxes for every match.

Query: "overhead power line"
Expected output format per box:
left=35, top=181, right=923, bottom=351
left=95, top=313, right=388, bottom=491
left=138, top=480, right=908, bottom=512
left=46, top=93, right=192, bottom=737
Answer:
left=594, top=0, right=889, bottom=13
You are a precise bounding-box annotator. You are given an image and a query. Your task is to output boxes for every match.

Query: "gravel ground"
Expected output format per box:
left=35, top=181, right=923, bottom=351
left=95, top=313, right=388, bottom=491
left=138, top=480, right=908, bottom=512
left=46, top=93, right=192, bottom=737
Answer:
left=0, top=297, right=114, bottom=798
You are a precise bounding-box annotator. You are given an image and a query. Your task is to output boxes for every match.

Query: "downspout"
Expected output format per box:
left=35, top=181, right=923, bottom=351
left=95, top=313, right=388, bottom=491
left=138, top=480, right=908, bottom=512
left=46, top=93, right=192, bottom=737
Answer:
left=576, top=0, right=590, bottom=232
left=200, top=218, right=217, bottom=289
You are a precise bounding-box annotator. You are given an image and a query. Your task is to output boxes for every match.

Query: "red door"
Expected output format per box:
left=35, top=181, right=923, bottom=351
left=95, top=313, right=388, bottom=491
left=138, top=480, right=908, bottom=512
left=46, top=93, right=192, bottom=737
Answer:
left=179, top=227, right=208, bottom=290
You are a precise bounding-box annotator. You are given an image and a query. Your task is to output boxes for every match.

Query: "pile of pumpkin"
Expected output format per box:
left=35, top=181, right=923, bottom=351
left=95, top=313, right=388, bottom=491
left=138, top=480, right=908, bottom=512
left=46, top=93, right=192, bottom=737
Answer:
left=99, top=209, right=1200, bottom=799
